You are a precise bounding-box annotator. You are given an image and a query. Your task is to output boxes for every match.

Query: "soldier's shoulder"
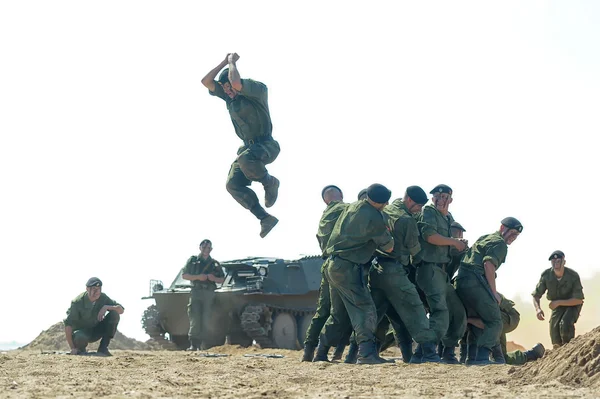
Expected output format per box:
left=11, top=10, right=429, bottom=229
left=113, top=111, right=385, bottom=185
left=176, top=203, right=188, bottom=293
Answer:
left=71, top=292, right=87, bottom=304
left=564, top=267, right=581, bottom=279
left=540, top=268, right=553, bottom=278
left=187, top=255, right=198, bottom=263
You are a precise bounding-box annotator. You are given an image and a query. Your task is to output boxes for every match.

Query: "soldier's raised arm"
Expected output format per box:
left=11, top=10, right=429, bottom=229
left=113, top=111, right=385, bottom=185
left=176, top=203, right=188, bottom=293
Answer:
left=227, top=53, right=242, bottom=91
left=201, top=54, right=230, bottom=92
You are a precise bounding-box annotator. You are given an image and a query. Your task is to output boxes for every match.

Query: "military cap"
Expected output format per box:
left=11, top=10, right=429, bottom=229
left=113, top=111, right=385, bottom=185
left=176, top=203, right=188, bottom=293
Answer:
left=406, top=185, right=428, bottom=205
left=321, top=185, right=343, bottom=200
left=357, top=188, right=368, bottom=201
left=548, top=250, right=565, bottom=261
left=501, top=217, right=523, bottom=233
left=430, top=184, right=453, bottom=195
left=218, top=68, right=230, bottom=84
left=86, top=277, right=102, bottom=288
left=367, top=183, right=391, bottom=204
left=450, top=221, right=466, bottom=232
left=199, top=239, right=212, bottom=247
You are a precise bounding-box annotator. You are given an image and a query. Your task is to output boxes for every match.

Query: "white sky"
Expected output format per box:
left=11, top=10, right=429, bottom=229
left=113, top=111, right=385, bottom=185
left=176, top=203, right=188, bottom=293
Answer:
left=1, top=1, right=599, bottom=344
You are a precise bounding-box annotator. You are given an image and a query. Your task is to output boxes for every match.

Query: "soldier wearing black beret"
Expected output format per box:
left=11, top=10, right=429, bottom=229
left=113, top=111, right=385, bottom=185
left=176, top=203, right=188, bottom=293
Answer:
left=455, top=217, right=523, bottom=365
left=64, top=277, right=124, bottom=356
left=357, top=188, right=368, bottom=201
left=532, top=250, right=584, bottom=348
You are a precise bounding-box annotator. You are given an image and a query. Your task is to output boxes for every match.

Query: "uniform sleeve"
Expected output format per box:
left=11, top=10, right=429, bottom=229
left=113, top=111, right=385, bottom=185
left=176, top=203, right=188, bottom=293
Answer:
left=400, top=218, right=421, bottom=257
left=531, top=273, right=547, bottom=298
left=209, top=82, right=229, bottom=101
left=418, top=207, right=438, bottom=240
left=102, top=294, right=122, bottom=309
left=570, top=273, right=585, bottom=300
left=239, top=79, right=268, bottom=100
left=63, top=300, right=78, bottom=327
left=371, top=219, right=394, bottom=252
left=482, top=243, right=507, bottom=269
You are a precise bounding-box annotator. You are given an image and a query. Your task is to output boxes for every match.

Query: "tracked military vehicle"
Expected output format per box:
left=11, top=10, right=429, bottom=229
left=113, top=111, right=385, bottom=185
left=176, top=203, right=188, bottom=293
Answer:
left=142, top=255, right=322, bottom=350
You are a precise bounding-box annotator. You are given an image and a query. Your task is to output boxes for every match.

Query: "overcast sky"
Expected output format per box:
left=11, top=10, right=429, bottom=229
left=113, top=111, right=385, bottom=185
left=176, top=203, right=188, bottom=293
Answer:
left=1, top=1, right=599, bottom=345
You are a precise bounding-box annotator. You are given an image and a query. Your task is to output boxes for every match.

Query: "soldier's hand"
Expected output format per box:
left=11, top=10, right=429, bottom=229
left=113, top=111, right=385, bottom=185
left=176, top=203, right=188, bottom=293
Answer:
left=206, top=274, right=215, bottom=282
left=197, top=274, right=208, bottom=281
left=98, top=306, right=108, bottom=321
left=454, top=239, right=467, bottom=252
left=548, top=301, right=559, bottom=310
left=228, top=53, right=240, bottom=63
left=70, top=348, right=79, bottom=355
left=536, top=309, right=545, bottom=321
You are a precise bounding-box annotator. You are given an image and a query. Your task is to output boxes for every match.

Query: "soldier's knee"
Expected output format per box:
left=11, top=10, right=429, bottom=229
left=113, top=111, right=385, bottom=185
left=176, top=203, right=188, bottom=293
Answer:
left=72, top=331, right=89, bottom=349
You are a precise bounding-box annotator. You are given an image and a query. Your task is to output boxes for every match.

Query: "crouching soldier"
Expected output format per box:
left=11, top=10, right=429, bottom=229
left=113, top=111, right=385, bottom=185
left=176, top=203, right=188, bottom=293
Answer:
left=64, top=277, right=124, bottom=356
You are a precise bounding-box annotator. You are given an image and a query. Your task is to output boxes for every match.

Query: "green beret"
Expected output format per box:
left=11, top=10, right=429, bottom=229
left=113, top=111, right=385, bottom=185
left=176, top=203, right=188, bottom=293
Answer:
left=357, top=188, right=368, bottom=201
left=218, top=68, right=229, bottom=84
left=548, top=250, right=565, bottom=261
left=450, top=221, right=466, bottom=232
left=406, top=185, right=428, bottom=205
left=321, top=185, right=342, bottom=200
left=199, top=239, right=212, bottom=248
left=86, top=277, right=102, bottom=288
left=367, top=184, right=391, bottom=204
left=430, top=184, right=452, bottom=195
left=501, top=217, right=523, bottom=233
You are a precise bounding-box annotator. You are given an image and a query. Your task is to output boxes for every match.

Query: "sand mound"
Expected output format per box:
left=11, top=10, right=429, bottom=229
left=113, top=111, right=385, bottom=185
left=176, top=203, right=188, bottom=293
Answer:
left=511, top=325, right=600, bottom=387
left=21, top=322, right=158, bottom=351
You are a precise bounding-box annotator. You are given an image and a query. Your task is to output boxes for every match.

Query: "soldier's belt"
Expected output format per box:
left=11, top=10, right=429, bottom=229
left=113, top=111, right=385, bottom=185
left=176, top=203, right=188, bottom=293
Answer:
left=193, top=284, right=215, bottom=290
left=243, top=135, right=272, bottom=146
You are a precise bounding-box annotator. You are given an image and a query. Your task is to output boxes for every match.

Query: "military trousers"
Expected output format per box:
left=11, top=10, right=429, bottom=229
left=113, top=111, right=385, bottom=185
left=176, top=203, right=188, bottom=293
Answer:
left=321, top=257, right=376, bottom=346
left=370, top=259, right=437, bottom=344
left=416, top=262, right=466, bottom=347
left=549, top=304, right=582, bottom=346
left=225, top=139, right=280, bottom=217
left=188, top=288, right=217, bottom=344
left=500, top=304, right=520, bottom=358
left=304, top=268, right=332, bottom=347
left=72, top=311, right=120, bottom=351
left=455, top=271, right=502, bottom=350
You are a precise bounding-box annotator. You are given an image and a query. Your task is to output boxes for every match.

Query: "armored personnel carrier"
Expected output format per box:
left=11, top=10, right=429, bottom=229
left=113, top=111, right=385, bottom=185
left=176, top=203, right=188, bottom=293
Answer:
left=142, top=255, right=322, bottom=350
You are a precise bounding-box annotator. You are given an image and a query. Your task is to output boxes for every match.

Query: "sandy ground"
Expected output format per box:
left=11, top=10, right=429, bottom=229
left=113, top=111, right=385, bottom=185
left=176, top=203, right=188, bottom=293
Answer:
left=1, top=346, right=599, bottom=399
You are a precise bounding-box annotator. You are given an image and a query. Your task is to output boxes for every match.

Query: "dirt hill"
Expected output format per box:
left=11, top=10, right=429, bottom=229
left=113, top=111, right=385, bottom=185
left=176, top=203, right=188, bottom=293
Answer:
left=511, top=325, right=600, bottom=387
left=21, top=322, right=159, bottom=351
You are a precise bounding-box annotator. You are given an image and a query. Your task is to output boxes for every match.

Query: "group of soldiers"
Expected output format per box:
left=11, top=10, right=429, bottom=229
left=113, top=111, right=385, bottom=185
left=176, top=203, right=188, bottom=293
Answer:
left=301, top=183, right=585, bottom=365
left=62, top=54, right=585, bottom=361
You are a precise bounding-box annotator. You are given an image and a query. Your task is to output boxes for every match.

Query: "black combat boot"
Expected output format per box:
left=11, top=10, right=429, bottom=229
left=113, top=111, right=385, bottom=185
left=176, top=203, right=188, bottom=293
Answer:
left=440, top=345, right=460, bottom=365
left=97, top=337, right=112, bottom=357
left=356, top=341, right=386, bottom=365
left=466, top=344, right=477, bottom=363
left=186, top=337, right=199, bottom=351
left=409, top=343, right=423, bottom=364
left=399, top=342, right=413, bottom=363
left=263, top=175, right=280, bottom=208
left=331, top=344, right=345, bottom=361
left=524, top=343, right=545, bottom=362
left=459, top=343, right=468, bottom=364
left=344, top=342, right=358, bottom=364
left=420, top=342, right=441, bottom=363
left=467, top=347, right=493, bottom=366
left=312, top=340, right=331, bottom=362
left=490, top=344, right=506, bottom=364
left=301, top=343, right=316, bottom=362
left=259, top=215, right=279, bottom=238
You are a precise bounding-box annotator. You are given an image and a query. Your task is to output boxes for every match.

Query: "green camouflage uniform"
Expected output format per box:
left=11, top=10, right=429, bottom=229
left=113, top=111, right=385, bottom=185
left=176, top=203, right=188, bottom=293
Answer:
left=370, top=200, right=437, bottom=345
left=455, top=231, right=507, bottom=350
left=64, top=292, right=122, bottom=351
left=304, top=201, right=348, bottom=347
left=532, top=267, right=584, bottom=346
left=416, top=204, right=466, bottom=347
left=182, top=255, right=225, bottom=346
left=321, top=200, right=394, bottom=346
left=210, top=79, right=280, bottom=219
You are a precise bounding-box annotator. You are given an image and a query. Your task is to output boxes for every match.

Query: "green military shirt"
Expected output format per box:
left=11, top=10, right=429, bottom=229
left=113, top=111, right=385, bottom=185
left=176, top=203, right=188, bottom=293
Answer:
left=181, top=255, right=224, bottom=292
left=316, top=201, right=348, bottom=255
left=459, top=231, right=508, bottom=276
left=64, top=292, right=121, bottom=331
left=532, top=267, right=585, bottom=301
left=210, top=78, right=272, bottom=141
left=379, top=200, right=420, bottom=266
left=325, top=200, right=394, bottom=265
left=417, top=204, right=455, bottom=264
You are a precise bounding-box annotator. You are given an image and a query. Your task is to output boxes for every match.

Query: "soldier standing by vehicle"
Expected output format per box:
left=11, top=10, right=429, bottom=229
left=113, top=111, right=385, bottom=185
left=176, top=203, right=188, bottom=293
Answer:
left=414, top=184, right=467, bottom=364
left=302, top=185, right=349, bottom=362
left=532, top=250, right=584, bottom=348
left=455, top=217, right=523, bottom=365
left=317, top=184, right=394, bottom=364
left=182, top=239, right=225, bottom=350
left=64, top=277, right=124, bottom=357
left=201, top=53, right=280, bottom=238
left=370, top=185, right=440, bottom=364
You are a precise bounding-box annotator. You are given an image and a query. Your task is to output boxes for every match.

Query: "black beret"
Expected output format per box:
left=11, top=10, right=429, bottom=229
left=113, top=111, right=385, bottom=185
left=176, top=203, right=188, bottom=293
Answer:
left=406, top=185, right=428, bottom=205
left=357, top=188, right=368, bottom=201
left=367, top=183, right=391, bottom=204
left=548, top=250, right=565, bottom=261
left=321, top=185, right=343, bottom=200
left=86, top=277, right=102, bottom=288
left=450, top=221, right=466, bottom=232
left=501, top=217, right=523, bottom=233
left=430, top=184, right=453, bottom=195
left=218, top=68, right=229, bottom=84
left=199, top=239, right=212, bottom=247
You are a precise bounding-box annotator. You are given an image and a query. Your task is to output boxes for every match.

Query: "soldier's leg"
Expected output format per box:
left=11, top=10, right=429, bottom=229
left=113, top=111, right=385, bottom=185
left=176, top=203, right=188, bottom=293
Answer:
left=505, top=350, right=528, bottom=365
left=72, top=329, right=92, bottom=353
left=441, top=283, right=466, bottom=358
left=187, top=297, right=203, bottom=349
left=303, top=269, right=331, bottom=361
left=319, top=263, right=352, bottom=349
left=225, top=160, right=265, bottom=217
left=416, top=263, right=449, bottom=342
left=236, top=141, right=281, bottom=207
left=199, top=289, right=217, bottom=348
left=549, top=307, right=566, bottom=347
left=559, top=305, right=582, bottom=345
